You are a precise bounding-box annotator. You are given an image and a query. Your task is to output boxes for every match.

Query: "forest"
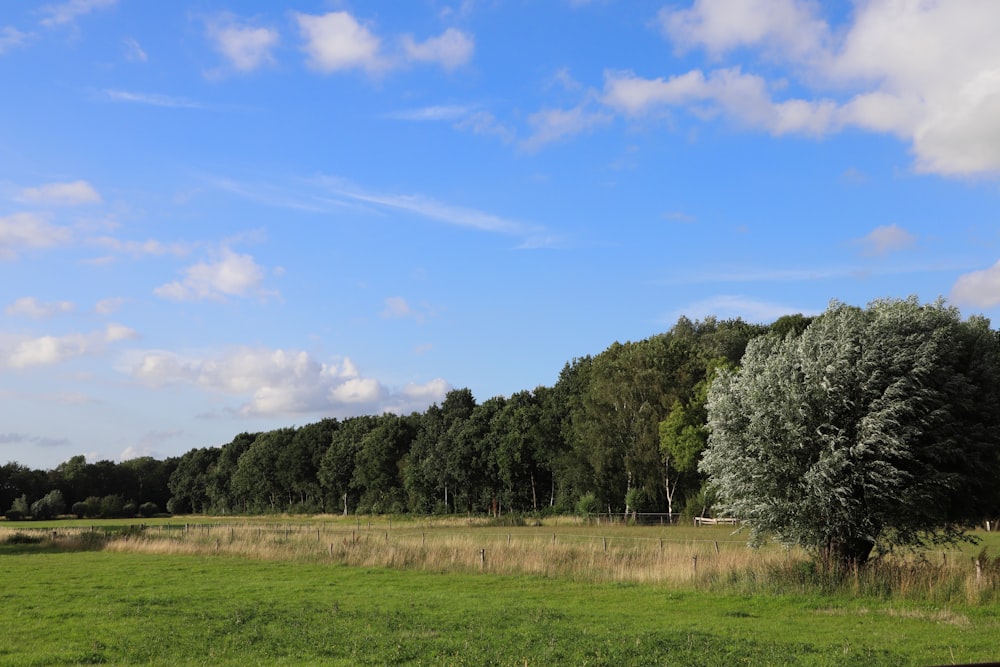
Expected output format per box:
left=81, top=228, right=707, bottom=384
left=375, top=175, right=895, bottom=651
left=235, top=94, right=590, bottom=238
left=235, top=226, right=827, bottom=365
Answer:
left=1, top=313, right=806, bottom=520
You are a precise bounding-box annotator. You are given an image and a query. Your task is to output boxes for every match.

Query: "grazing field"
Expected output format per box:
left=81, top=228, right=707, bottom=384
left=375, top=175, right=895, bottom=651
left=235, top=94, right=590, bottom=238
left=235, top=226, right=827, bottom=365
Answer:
left=2, top=517, right=999, bottom=665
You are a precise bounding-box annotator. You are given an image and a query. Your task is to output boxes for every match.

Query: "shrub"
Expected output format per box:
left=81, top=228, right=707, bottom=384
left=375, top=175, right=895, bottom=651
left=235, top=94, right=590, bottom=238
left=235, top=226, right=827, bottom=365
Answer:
left=576, top=492, right=600, bottom=517
left=71, top=501, right=91, bottom=519
left=138, top=502, right=160, bottom=518
left=4, top=509, right=25, bottom=521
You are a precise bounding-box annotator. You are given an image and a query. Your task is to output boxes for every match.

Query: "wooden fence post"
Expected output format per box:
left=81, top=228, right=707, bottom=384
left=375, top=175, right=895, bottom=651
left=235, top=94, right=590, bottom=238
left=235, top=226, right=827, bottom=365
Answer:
left=692, top=555, right=698, bottom=575
left=479, top=548, right=485, bottom=568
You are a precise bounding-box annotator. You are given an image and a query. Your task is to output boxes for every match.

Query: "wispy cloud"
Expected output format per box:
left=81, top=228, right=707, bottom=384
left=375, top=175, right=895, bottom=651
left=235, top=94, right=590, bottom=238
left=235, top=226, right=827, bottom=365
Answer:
left=40, top=0, right=117, bottom=28
left=103, top=89, right=204, bottom=109
left=0, top=432, right=71, bottom=448
left=0, top=26, right=32, bottom=54
left=122, top=36, right=146, bottom=62
left=384, top=104, right=476, bottom=121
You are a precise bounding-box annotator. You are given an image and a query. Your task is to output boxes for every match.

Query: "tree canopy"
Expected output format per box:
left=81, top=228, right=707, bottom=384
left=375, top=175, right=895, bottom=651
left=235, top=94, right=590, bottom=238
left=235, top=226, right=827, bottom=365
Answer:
left=701, top=298, right=1000, bottom=565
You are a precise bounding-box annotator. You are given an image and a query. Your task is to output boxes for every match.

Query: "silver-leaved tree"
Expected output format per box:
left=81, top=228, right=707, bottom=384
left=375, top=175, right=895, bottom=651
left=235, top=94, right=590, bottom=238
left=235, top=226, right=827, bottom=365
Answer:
left=701, top=297, right=1000, bottom=566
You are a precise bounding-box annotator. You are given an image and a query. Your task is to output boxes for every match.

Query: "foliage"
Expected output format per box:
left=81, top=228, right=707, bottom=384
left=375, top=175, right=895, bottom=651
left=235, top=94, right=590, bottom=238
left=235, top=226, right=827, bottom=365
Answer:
left=576, top=492, right=600, bottom=516
left=702, top=298, right=1000, bottom=565
left=30, top=489, right=65, bottom=520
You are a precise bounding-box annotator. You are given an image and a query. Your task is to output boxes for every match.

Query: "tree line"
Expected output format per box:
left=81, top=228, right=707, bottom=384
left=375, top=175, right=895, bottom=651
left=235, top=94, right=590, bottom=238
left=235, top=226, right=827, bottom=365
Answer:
left=5, top=314, right=786, bottom=520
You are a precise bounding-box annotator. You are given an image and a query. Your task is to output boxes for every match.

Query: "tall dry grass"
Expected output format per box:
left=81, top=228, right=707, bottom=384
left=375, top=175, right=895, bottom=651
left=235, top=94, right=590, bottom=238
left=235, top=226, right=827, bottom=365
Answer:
left=4, top=522, right=997, bottom=605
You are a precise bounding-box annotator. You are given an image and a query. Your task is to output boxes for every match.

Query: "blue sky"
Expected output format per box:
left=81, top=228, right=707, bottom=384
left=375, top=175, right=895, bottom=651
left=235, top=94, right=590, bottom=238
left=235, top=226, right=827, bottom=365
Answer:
left=3, top=0, right=1000, bottom=469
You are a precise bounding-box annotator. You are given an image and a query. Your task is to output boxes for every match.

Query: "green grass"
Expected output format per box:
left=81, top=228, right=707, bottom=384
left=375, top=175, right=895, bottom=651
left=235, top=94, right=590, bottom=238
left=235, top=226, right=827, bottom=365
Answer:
left=1, top=542, right=999, bottom=665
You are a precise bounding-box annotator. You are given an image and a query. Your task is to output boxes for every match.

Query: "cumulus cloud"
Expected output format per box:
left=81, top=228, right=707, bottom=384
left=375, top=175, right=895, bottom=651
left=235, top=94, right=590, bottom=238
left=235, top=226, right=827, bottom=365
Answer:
left=855, top=224, right=917, bottom=256
left=1, top=323, right=137, bottom=368
left=39, top=0, right=117, bottom=28
left=295, top=11, right=385, bottom=74
left=295, top=11, right=474, bottom=76
left=5, top=297, right=74, bottom=319
left=648, top=0, right=1000, bottom=176
left=401, top=27, right=474, bottom=71
left=154, top=248, right=273, bottom=302
left=19, top=179, right=101, bottom=205
left=128, top=346, right=449, bottom=417
left=206, top=14, right=278, bottom=73
left=660, top=0, right=831, bottom=64
left=0, top=212, right=72, bottom=259
left=602, top=68, right=839, bottom=136
left=951, top=261, right=1000, bottom=308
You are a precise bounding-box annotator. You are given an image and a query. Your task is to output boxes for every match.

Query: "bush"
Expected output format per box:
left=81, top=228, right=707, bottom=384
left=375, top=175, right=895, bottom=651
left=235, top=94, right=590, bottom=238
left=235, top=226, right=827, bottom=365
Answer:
left=138, top=502, right=160, bottom=518
left=71, top=501, right=91, bottom=519
left=30, top=490, right=66, bottom=520
left=576, top=492, right=600, bottom=517
left=4, top=509, right=25, bottom=521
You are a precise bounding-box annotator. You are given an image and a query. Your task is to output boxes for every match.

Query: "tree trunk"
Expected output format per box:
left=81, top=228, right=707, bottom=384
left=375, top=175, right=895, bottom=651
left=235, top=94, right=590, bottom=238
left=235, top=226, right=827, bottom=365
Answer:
left=824, top=537, right=875, bottom=568
left=530, top=472, right=538, bottom=512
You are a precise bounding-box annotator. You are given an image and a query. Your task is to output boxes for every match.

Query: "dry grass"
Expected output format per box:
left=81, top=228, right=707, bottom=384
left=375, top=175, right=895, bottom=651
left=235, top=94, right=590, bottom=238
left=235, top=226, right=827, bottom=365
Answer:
left=4, top=520, right=998, bottom=605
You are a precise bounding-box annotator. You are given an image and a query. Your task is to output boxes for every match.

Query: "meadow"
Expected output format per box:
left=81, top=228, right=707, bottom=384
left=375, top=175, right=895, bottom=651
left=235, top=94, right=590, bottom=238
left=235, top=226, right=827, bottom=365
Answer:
left=2, top=516, right=999, bottom=665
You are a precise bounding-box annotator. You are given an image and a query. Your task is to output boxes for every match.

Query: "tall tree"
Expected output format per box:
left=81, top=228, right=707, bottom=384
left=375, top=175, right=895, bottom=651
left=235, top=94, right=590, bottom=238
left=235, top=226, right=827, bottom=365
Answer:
left=702, top=298, right=1000, bottom=565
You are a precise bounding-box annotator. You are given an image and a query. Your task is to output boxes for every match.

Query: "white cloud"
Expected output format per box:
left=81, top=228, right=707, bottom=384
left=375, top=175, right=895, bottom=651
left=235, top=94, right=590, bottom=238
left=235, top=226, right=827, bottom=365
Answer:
left=649, top=0, right=1000, bottom=177
left=951, top=260, right=1000, bottom=308
left=6, top=297, right=75, bottom=319
left=154, top=248, right=272, bottom=302
left=122, top=36, right=146, bottom=62
left=520, top=104, right=613, bottom=151
left=40, top=0, right=117, bottom=28
left=2, top=323, right=136, bottom=368
left=602, top=68, right=838, bottom=136
left=19, top=179, right=101, bottom=205
left=659, top=0, right=830, bottom=64
left=856, top=224, right=917, bottom=256
left=295, top=11, right=385, bottom=74
left=127, top=346, right=449, bottom=417
left=455, top=111, right=516, bottom=143
left=206, top=15, right=278, bottom=73
left=319, top=178, right=546, bottom=241
left=402, top=27, right=474, bottom=71
left=0, top=212, right=72, bottom=259
left=0, top=26, right=31, bottom=54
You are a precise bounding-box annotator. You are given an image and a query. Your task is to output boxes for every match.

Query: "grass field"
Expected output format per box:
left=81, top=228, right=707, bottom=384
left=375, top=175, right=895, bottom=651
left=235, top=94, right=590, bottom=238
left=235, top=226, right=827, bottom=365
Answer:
left=2, top=517, right=999, bottom=665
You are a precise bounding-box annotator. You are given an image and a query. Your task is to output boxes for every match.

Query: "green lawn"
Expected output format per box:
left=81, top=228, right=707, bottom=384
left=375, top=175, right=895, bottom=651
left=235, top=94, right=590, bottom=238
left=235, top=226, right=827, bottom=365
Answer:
left=1, top=544, right=998, bottom=665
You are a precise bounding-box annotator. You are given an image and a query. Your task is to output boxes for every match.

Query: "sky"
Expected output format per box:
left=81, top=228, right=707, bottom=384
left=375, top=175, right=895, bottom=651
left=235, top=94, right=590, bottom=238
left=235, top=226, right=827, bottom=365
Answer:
left=3, top=0, right=1000, bottom=470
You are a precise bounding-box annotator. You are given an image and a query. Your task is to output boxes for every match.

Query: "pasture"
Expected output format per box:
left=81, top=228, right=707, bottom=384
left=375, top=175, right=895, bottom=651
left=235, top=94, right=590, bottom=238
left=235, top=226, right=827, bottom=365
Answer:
left=1, top=516, right=999, bottom=665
